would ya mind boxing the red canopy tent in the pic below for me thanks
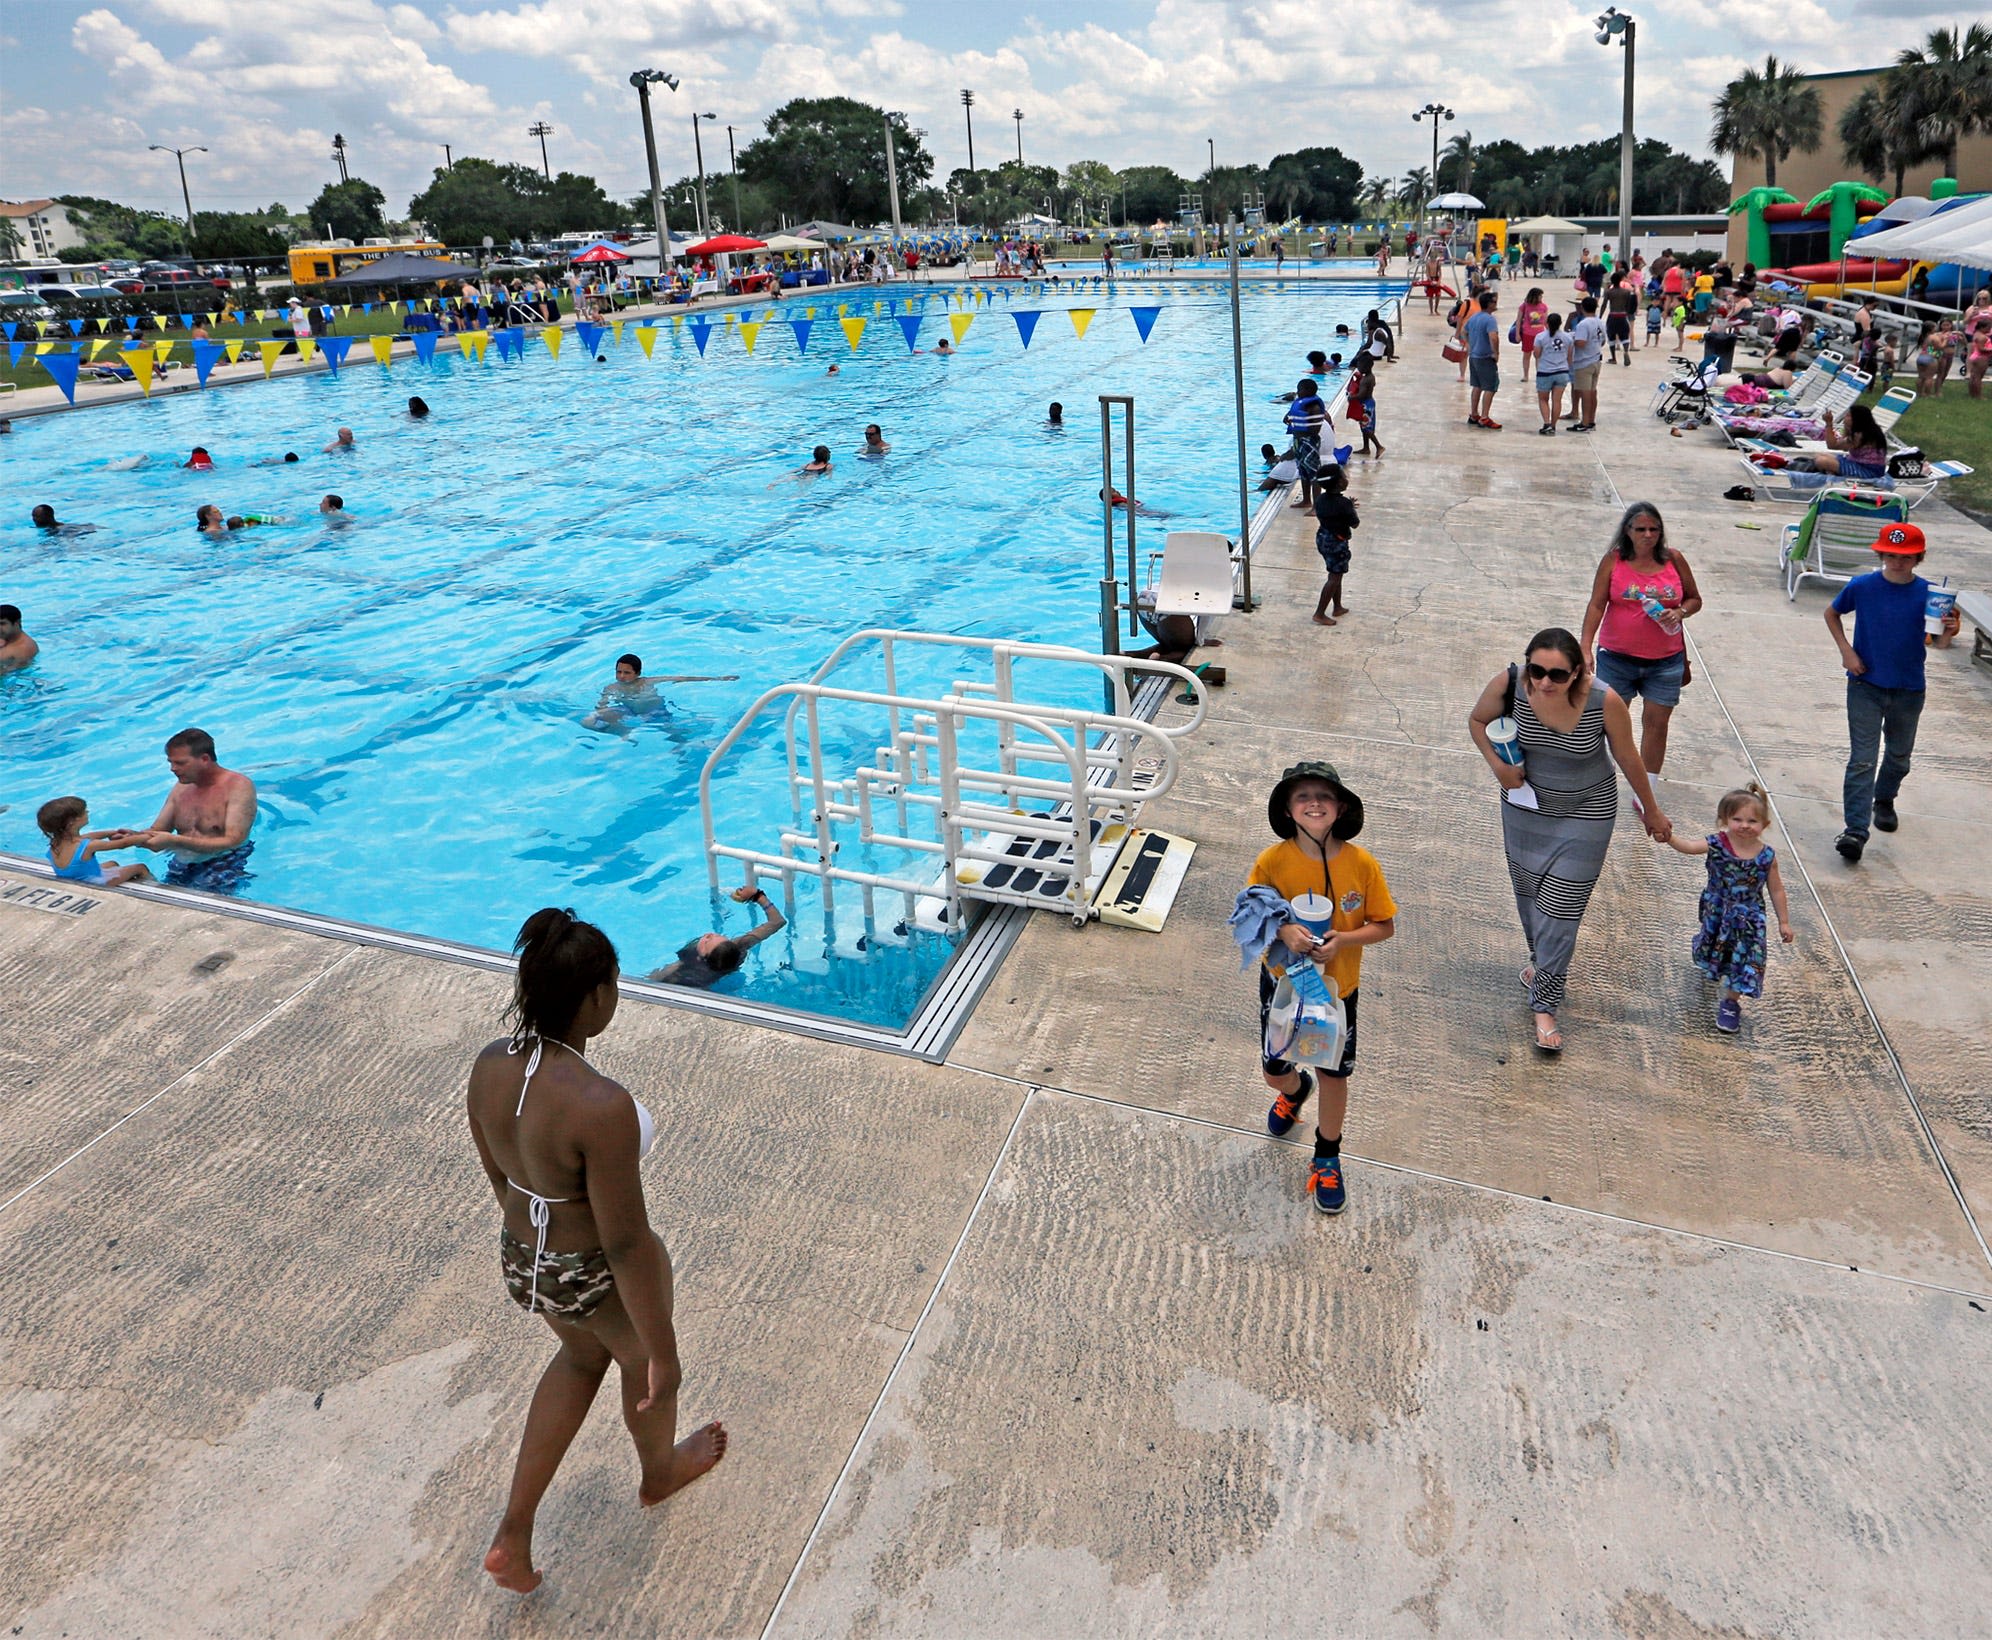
[683,234,766,256]
[570,243,632,264]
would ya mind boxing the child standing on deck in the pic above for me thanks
[1245,763,1397,1216]
[1670,298,1689,353]
[1645,291,1663,350]
[1659,784,1792,1034]
[1311,464,1359,626]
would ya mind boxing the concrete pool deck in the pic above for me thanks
[5,300,1990,1638]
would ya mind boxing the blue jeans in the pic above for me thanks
[1843,678,1925,838]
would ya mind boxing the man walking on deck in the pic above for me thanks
[1465,291,1503,430]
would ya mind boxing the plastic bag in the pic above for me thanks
[1263,960,1348,1069]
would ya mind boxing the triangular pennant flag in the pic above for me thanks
[124,316,140,331]
[670,313,684,329]
[296,338,317,364]
[152,340,174,362]
[192,338,226,387]
[636,325,658,359]
[224,339,244,363]
[461,329,490,361]
[789,319,812,354]
[688,320,713,355]
[153,314,172,330]
[95,317,112,332]
[838,316,865,350]
[737,309,753,324]
[1129,306,1162,342]
[339,304,352,317]
[369,335,394,367]
[1013,310,1041,348]
[803,305,817,319]
[896,314,922,351]
[89,338,116,360]
[179,313,197,329]
[611,320,624,345]
[541,326,563,360]
[258,340,284,378]
[40,350,81,403]
[493,328,521,361]
[412,331,439,364]
[7,343,24,369]
[739,320,763,354]
[1,322,14,340]
[319,335,353,373]
[35,341,56,356]
[206,311,220,326]
[575,322,606,357]
[950,313,973,344]
[362,302,374,314]
[67,319,84,336]
[127,348,157,394]
[1069,308,1095,338]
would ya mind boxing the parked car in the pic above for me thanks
[33,284,125,304]
[140,269,230,292]
[108,276,147,294]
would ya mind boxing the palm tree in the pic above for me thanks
[1440,131,1476,194]
[1838,83,1929,196]
[1891,23,1992,180]
[1398,166,1433,208]
[1710,54,1824,188]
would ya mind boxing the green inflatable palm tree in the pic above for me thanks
[1726,187,1797,268]
[1806,181,1890,257]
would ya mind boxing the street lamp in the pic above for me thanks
[961,89,977,172]
[331,132,349,182]
[1411,102,1454,246]
[1013,108,1024,165]
[149,143,206,260]
[725,123,743,233]
[692,112,716,235]
[1596,7,1636,271]
[630,69,680,277]
[529,120,553,180]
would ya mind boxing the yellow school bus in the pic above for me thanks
[288,239,445,285]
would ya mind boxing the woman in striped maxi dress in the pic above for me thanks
[1469,628,1672,1052]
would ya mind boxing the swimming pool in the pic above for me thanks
[2,278,1404,1028]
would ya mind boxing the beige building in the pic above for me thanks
[0,198,84,261]
[1725,65,1992,264]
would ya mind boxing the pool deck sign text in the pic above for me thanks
[0,876,100,918]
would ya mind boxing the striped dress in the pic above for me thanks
[1502,681,1617,1015]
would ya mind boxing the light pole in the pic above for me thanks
[529,120,553,180]
[692,112,716,235]
[884,111,905,246]
[331,132,349,183]
[630,69,680,279]
[1411,102,1454,247]
[441,144,453,170]
[1596,8,1636,271]
[961,89,976,172]
[1013,108,1024,165]
[725,123,743,232]
[149,142,206,260]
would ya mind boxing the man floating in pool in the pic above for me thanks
[31,505,95,537]
[649,885,786,990]
[0,604,39,673]
[100,726,258,894]
[323,427,357,454]
[860,425,890,457]
[582,653,739,734]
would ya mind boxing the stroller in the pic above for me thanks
[1650,359,1722,426]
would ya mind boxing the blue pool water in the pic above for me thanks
[2,278,1403,1027]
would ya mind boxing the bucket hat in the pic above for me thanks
[1267,761,1364,841]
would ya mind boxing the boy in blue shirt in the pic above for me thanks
[1825,522,1960,861]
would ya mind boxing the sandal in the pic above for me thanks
[1520,965,1535,990]
[1532,1015,1563,1053]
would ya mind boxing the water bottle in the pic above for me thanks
[1641,594,1669,625]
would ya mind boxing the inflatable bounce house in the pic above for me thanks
[1733,177,1984,299]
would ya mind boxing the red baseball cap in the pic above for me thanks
[1871,522,1926,555]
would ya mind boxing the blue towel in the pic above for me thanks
[1229,885,1292,971]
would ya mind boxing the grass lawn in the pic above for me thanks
[1864,384,1992,527]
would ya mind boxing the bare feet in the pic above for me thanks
[1288,499,1311,509]
[639,1421,729,1507]
[484,1534,542,1595]
[1332,604,1350,616]
[1312,613,1338,626]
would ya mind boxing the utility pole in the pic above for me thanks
[630,69,680,278]
[529,121,553,180]
[149,142,206,260]
[692,113,716,235]
[442,144,453,170]
[884,112,904,247]
[960,89,976,173]
[331,132,350,183]
[1013,108,1024,165]
[725,123,743,232]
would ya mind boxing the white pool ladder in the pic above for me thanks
[698,631,1208,931]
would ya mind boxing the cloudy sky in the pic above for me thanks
[0,0,1956,219]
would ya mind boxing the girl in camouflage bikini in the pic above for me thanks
[467,908,726,1593]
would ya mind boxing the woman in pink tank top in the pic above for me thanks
[1580,503,1703,773]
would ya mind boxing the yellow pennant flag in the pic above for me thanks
[258,341,284,377]
[541,326,563,359]
[950,313,974,344]
[369,335,394,367]
[836,302,848,317]
[724,312,737,326]
[339,305,352,317]
[670,313,685,329]
[839,316,866,351]
[462,329,490,361]
[633,326,657,358]
[127,349,157,394]
[803,305,817,319]
[206,312,220,326]
[153,314,172,330]
[89,338,115,359]
[224,339,244,363]
[297,338,317,364]
[153,340,175,362]
[739,320,762,354]
[1069,308,1096,338]
[95,317,112,332]
[34,341,55,355]
[611,320,624,345]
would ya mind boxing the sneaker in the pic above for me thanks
[1267,1070,1314,1138]
[1569,422,1592,433]
[1873,799,1898,832]
[1540,424,1556,435]
[1467,415,1485,427]
[1308,1154,1347,1215]
[1715,997,1742,1034]
[1835,830,1865,862]
[1482,417,1503,430]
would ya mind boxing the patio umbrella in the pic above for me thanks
[320,251,467,287]
[684,234,767,256]
[570,243,631,264]
[1427,192,1486,212]
[1507,215,1586,236]
[759,233,825,253]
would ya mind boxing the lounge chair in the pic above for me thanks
[1780,487,1908,600]
[1742,445,1973,511]
[1733,387,1915,460]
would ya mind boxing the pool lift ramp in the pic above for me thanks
[698,631,1204,950]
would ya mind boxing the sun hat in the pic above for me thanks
[1871,521,1926,556]
[1267,761,1365,841]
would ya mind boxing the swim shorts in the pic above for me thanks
[164,843,254,895]
[1315,530,1352,575]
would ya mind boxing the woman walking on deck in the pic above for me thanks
[1468,631,1671,1053]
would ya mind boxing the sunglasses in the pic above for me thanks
[1526,662,1575,684]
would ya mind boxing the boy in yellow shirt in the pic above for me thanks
[1248,761,1397,1214]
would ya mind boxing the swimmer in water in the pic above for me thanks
[184,446,214,471]
[582,653,740,733]
[31,504,97,537]
[860,424,890,457]
[1047,401,1064,428]
[1099,487,1173,520]
[826,363,840,376]
[408,396,430,418]
[801,445,832,474]
[197,505,230,537]
[251,451,302,467]
[935,338,952,355]
[319,494,351,526]
[322,427,356,453]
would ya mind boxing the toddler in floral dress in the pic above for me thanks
[1662,783,1793,1033]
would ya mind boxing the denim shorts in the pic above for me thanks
[1595,647,1685,707]
[1535,370,1572,392]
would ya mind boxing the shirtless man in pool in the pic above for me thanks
[103,727,259,892]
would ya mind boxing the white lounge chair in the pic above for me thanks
[1734,387,1915,458]
[1779,487,1908,600]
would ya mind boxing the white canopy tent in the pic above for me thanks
[1852,196,1992,272]
[1508,213,1589,265]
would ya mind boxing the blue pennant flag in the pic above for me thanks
[411,332,440,364]
[737,309,753,324]
[575,322,606,357]
[1129,306,1162,343]
[40,350,81,404]
[1013,310,1041,349]
[789,319,812,354]
[1,323,14,340]
[68,318,85,336]
[896,314,922,351]
[319,305,334,320]
[8,342,26,369]
[124,316,140,331]
[192,338,227,387]
[362,302,374,313]
[494,328,522,360]
[319,335,353,373]
[688,321,713,355]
